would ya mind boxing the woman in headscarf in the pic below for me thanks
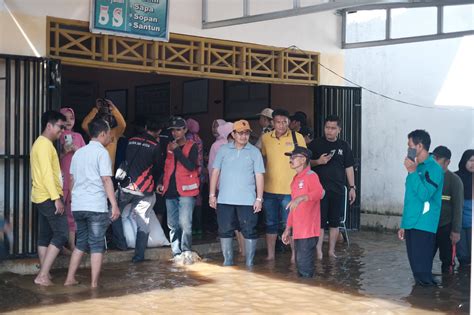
[455,149,473,267]
[208,122,233,180]
[212,119,226,139]
[59,107,86,251]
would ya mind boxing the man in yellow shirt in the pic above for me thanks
[261,109,306,262]
[31,110,69,286]
[81,99,126,172]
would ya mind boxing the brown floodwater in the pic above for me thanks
[0,231,470,314]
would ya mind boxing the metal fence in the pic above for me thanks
[0,54,59,257]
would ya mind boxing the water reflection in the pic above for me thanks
[0,231,469,314]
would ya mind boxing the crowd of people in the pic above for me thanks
[28,99,472,288]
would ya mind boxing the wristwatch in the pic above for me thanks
[256,197,263,202]
[349,186,356,190]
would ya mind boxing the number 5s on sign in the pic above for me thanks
[90,0,170,42]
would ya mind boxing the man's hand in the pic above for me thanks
[398,228,405,240]
[253,199,262,213]
[349,188,356,205]
[169,141,179,151]
[54,198,64,215]
[404,158,417,173]
[285,195,306,211]
[450,232,460,245]
[317,153,332,166]
[110,204,120,221]
[209,196,217,209]
[282,228,291,245]
[156,184,164,194]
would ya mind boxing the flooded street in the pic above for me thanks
[0,231,469,314]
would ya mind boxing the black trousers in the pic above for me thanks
[295,237,318,278]
[433,223,454,273]
[405,229,436,285]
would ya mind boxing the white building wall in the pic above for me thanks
[0,0,344,84]
[345,9,474,228]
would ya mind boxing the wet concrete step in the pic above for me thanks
[0,237,266,275]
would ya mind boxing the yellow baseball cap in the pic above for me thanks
[233,120,252,132]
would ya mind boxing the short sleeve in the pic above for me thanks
[69,154,76,176]
[343,142,355,168]
[295,132,306,148]
[252,148,265,174]
[212,145,226,170]
[99,149,113,177]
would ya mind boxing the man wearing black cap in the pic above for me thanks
[289,111,307,133]
[432,145,463,273]
[299,126,314,145]
[282,146,324,277]
[158,117,199,264]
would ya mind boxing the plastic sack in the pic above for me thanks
[121,204,170,248]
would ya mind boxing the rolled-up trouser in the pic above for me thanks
[295,237,318,278]
[35,199,69,250]
[216,204,258,239]
[263,193,291,234]
[405,229,436,284]
[119,192,156,234]
[166,196,195,256]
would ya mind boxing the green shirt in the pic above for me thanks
[439,170,463,233]
[401,155,444,233]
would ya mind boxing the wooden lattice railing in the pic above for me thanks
[47,16,320,85]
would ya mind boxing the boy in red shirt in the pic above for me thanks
[282,146,325,277]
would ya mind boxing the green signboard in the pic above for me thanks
[90,0,169,41]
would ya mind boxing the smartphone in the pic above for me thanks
[407,148,417,161]
[64,134,73,146]
[328,150,336,158]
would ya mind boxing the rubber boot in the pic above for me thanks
[244,238,257,267]
[220,238,234,266]
[132,231,149,263]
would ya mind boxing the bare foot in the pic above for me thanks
[265,256,275,261]
[34,275,54,286]
[328,251,337,258]
[316,251,323,260]
[64,279,80,286]
[48,273,53,280]
[290,255,295,264]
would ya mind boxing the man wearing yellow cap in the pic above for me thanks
[209,120,265,267]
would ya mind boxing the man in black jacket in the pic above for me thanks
[113,119,162,262]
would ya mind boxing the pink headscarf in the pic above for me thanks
[60,107,75,118]
[186,118,200,134]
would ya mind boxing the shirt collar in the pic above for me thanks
[295,166,312,179]
[270,129,290,138]
[230,142,251,150]
[90,140,104,148]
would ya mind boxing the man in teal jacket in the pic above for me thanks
[398,130,444,286]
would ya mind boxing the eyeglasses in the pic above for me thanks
[235,131,250,136]
[55,124,66,130]
[289,155,306,160]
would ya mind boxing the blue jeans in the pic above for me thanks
[295,237,318,278]
[263,193,291,234]
[73,211,110,254]
[457,228,471,266]
[166,196,195,256]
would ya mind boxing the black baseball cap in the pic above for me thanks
[285,146,312,159]
[290,111,307,125]
[168,117,187,129]
[432,145,451,160]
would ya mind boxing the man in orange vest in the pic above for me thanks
[158,117,200,264]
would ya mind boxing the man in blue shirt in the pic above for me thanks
[398,129,444,286]
[209,120,265,267]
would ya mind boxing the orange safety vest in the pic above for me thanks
[162,140,200,197]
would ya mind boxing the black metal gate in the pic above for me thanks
[314,85,362,230]
[1,54,61,257]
